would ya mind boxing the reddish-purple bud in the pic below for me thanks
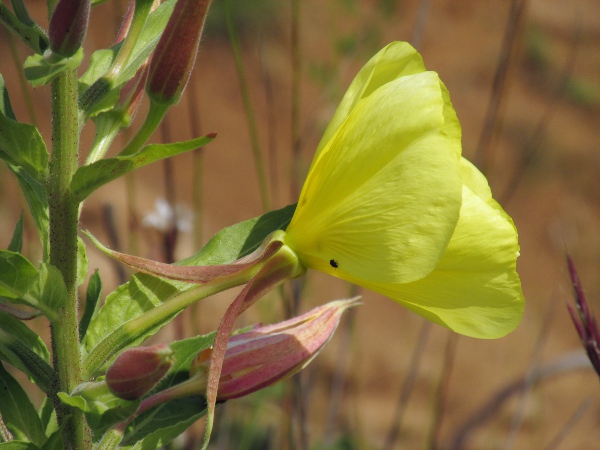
[106,344,174,400]
[146,0,212,105]
[49,0,91,57]
[567,256,600,376]
[190,298,360,401]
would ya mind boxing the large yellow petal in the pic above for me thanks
[349,183,524,339]
[313,41,428,161]
[286,71,462,284]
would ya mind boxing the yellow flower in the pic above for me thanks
[283,42,524,338]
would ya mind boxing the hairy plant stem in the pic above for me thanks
[48,68,91,449]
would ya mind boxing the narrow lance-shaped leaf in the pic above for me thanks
[0,75,49,180]
[0,311,54,394]
[6,165,49,261]
[0,362,47,446]
[71,133,216,202]
[0,251,58,321]
[36,263,67,312]
[79,270,102,341]
[8,213,24,253]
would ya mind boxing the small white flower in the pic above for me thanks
[142,198,193,233]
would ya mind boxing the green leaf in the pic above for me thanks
[179,203,297,266]
[71,134,215,202]
[8,213,24,253]
[82,274,180,355]
[36,264,67,312]
[0,442,40,450]
[58,382,138,437]
[124,397,206,448]
[0,251,57,320]
[40,427,62,450]
[0,362,47,446]
[83,204,295,358]
[5,165,49,260]
[0,311,54,394]
[0,251,40,303]
[0,77,49,182]
[78,48,117,94]
[23,48,84,87]
[0,74,16,119]
[38,397,54,432]
[79,270,102,341]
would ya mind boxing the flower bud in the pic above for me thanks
[146,0,212,105]
[106,344,173,400]
[190,298,360,400]
[48,0,91,57]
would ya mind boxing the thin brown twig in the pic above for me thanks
[101,204,127,285]
[186,66,203,250]
[290,0,302,201]
[383,320,432,449]
[500,16,581,205]
[503,292,559,450]
[448,351,592,450]
[410,0,431,51]
[258,35,279,208]
[473,0,529,174]
[322,285,360,445]
[428,331,459,450]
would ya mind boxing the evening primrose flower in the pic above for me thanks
[280,41,524,339]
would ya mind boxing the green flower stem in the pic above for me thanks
[86,115,121,165]
[47,67,91,449]
[104,0,153,81]
[133,377,202,421]
[95,426,125,450]
[83,268,259,379]
[224,0,270,212]
[118,99,169,157]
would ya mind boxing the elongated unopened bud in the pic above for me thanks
[146,0,212,105]
[49,0,91,57]
[106,344,173,400]
[190,298,360,401]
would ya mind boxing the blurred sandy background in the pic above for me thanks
[1,0,600,448]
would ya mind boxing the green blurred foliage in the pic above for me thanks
[204,0,280,38]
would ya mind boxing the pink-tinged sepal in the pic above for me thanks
[191,297,360,401]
